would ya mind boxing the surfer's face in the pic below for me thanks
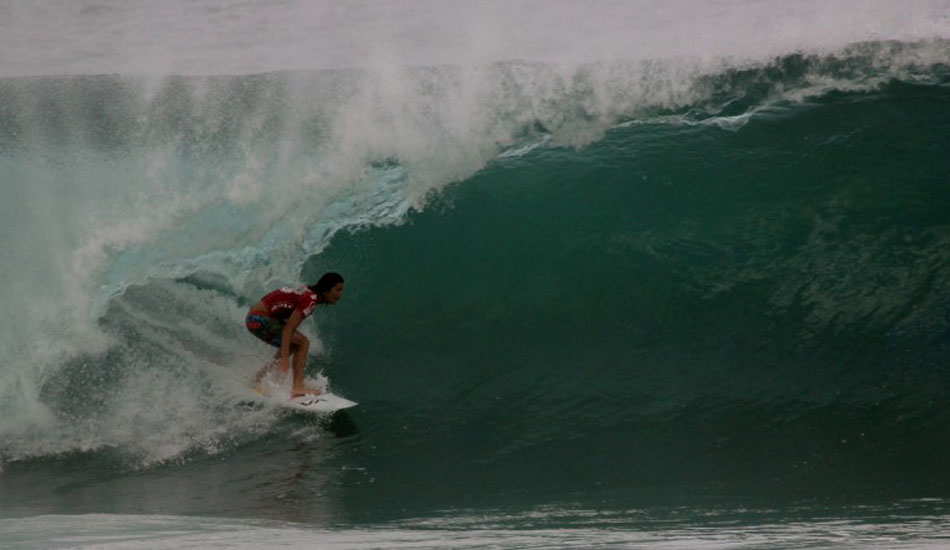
[324,282,344,304]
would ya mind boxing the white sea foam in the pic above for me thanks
[3,508,950,549]
[1,1,949,77]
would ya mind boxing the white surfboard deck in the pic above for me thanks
[250,383,358,413]
[283,392,358,413]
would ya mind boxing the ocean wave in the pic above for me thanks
[2,40,950,473]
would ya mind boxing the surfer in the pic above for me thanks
[245,272,344,397]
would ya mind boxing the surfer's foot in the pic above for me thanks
[291,387,323,398]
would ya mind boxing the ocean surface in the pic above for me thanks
[3,1,950,548]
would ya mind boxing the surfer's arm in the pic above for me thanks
[278,310,305,372]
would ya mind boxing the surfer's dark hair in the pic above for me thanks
[310,272,344,295]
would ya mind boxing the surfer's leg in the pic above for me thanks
[288,332,320,396]
[246,315,288,385]
[252,352,280,384]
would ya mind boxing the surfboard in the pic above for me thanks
[283,392,358,413]
[250,382,358,413]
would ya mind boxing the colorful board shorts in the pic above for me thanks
[245,314,285,347]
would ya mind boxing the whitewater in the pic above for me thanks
[3,1,950,548]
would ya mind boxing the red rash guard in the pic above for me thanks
[259,286,321,321]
